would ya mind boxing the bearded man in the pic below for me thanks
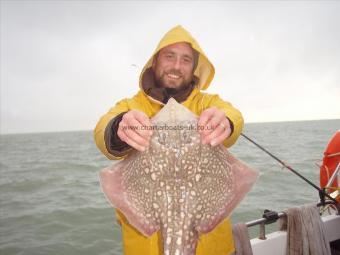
[94,25,244,255]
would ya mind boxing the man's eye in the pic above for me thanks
[166,54,174,59]
[183,58,191,63]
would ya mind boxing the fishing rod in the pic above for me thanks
[240,133,339,206]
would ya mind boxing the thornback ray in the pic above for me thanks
[100,98,258,255]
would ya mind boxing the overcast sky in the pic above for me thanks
[1,1,339,134]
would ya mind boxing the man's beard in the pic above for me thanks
[154,71,193,92]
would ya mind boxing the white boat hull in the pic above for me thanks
[250,214,340,255]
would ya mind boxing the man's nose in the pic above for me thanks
[173,58,181,70]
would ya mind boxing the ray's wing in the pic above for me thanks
[100,149,161,236]
[194,145,258,234]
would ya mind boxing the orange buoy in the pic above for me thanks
[320,131,340,201]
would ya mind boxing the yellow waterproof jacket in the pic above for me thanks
[94,25,244,255]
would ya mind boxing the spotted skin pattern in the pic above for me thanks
[100,98,258,255]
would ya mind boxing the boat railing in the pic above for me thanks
[246,199,340,240]
[245,210,286,240]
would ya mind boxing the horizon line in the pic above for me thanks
[1,118,339,136]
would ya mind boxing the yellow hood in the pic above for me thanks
[139,25,215,91]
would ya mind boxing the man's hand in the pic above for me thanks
[198,107,232,146]
[117,110,153,151]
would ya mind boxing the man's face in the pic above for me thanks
[153,42,195,90]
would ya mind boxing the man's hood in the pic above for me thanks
[139,25,215,92]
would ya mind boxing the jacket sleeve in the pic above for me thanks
[204,94,244,148]
[104,112,132,157]
[94,98,134,160]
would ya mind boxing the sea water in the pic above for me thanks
[0,119,339,255]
